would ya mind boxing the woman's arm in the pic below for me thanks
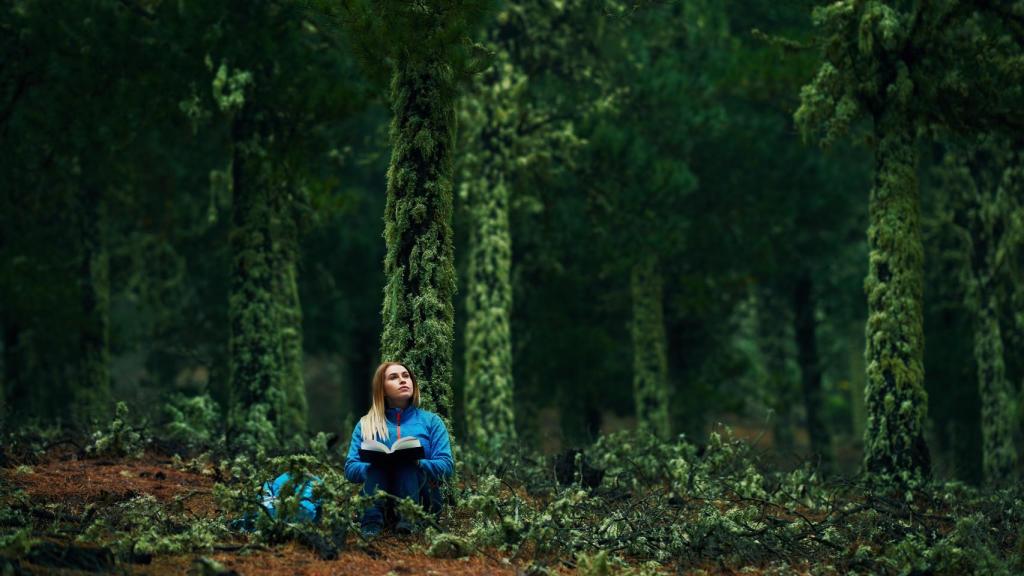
[344,421,370,483]
[418,414,454,480]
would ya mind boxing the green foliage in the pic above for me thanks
[163,393,223,448]
[0,528,34,559]
[435,429,1024,573]
[78,494,227,557]
[86,402,144,459]
[211,452,366,549]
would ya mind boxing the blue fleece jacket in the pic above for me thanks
[344,405,454,483]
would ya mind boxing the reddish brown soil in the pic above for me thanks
[2,451,217,517]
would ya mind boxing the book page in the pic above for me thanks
[392,436,422,451]
[360,437,389,452]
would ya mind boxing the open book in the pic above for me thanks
[359,436,425,467]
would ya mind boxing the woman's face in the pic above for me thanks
[383,364,414,407]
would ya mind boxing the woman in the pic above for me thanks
[344,361,454,536]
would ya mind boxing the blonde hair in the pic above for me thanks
[360,361,421,442]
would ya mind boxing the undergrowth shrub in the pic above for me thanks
[163,393,222,448]
[85,402,145,458]
[4,419,1022,574]
[78,494,227,558]
[439,426,1024,574]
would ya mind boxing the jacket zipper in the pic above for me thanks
[396,410,402,439]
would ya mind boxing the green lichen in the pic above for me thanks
[862,107,930,486]
[463,173,516,455]
[630,256,670,439]
[461,45,526,457]
[212,62,253,113]
[272,181,307,443]
[227,106,285,451]
[380,56,458,425]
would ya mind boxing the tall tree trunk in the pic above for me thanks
[273,184,307,442]
[380,56,457,425]
[793,271,834,473]
[464,173,516,455]
[862,108,931,485]
[631,255,670,438]
[757,286,797,451]
[228,107,284,450]
[958,152,1018,486]
[973,295,1015,484]
[74,185,110,427]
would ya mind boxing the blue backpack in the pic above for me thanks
[259,472,322,523]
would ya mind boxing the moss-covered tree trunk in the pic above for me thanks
[73,185,111,426]
[959,161,1018,486]
[862,108,930,485]
[972,294,1015,484]
[793,271,834,472]
[380,56,458,423]
[631,255,670,438]
[464,173,516,454]
[757,286,797,451]
[228,107,284,449]
[272,185,307,442]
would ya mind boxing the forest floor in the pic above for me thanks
[6,439,1014,575]
[0,449,677,576]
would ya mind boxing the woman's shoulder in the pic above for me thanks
[415,407,447,427]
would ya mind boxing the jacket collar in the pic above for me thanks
[385,403,417,421]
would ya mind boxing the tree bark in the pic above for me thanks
[793,271,834,473]
[273,184,307,442]
[862,107,931,485]
[631,255,670,438]
[464,173,516,455]
[228,106,284,449]
[380,56,458,425]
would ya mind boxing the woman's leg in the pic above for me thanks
[360,465,390,529]
[391,462,430,531]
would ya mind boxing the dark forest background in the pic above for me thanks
[2,0,1022,489]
